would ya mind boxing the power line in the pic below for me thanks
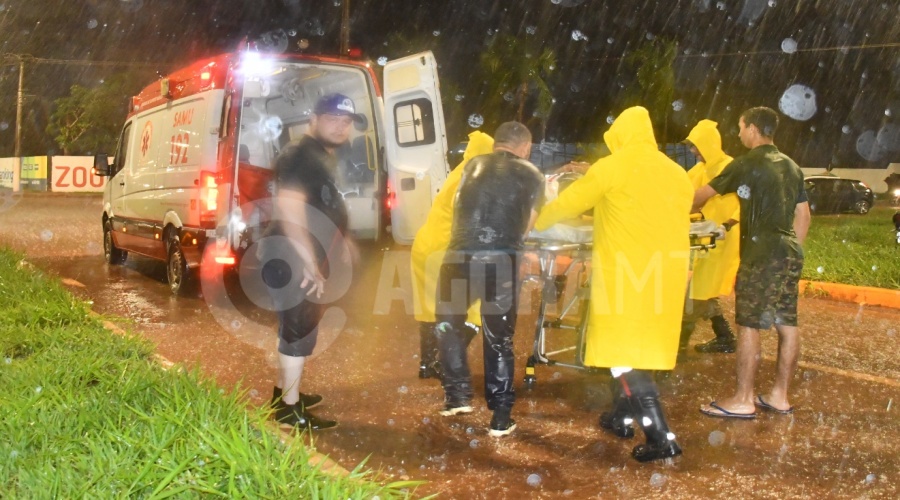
[1,54,167,68]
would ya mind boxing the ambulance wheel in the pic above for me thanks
[166,234,193,295]
[103,220,127,265]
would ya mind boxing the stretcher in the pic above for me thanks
[521,219,723,388]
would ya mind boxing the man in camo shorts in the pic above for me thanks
[692,107,811,419]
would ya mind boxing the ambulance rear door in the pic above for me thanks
[383,51,449,244]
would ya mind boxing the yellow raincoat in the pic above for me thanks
[685,120,740,299]
[534,107,693,370]
[411,131,494,324]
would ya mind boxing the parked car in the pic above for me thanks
[804,175,874,214]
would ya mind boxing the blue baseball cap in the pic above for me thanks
[313,93,364,123]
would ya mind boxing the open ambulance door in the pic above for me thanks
[383,51,449,244]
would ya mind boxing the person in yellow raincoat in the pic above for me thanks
[680,120,741,356]
[533,106,692,463]
[410,131,494,379]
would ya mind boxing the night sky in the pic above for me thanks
[1,0,898,168]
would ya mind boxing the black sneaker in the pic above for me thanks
[438,402,473,416]
[274,403,337,430]
[489,410,516,437]
[270,387,323,409]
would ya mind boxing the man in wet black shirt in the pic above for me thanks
[258,93,356,431]
[434,121,545,437]
[693,106,811,419]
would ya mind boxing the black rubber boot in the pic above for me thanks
[599,377,635,438]
[630,394,683,463]
[695,315,736,353]
[419,321,442,379]
[677,322,695,362]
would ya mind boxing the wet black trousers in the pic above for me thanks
[261,258,323,357]
[435,251,519,412]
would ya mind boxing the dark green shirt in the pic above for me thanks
[708,145,806,263]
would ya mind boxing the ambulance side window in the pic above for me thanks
[394,98,435,146]
[113,123,132,176]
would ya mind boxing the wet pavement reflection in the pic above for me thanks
[1,194,897,498]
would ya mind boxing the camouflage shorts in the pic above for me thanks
[734,255,803,329]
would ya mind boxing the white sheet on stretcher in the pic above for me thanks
[528,220,593,243]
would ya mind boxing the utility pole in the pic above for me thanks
[14,55,28,158]
[340,0,350,56]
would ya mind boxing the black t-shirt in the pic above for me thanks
[449,151,546,251]
[708,144,806,263]
[262,135,349,264]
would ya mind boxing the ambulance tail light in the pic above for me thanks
[200,171,218,224]
[386,181,396,210]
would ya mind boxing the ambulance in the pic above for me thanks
[94,50,449,294]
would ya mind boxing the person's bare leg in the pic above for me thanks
[278,353,305,405]
[701,326,759,414]
[764,324,799,410]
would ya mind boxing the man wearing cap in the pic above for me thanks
[259,93,362,430]
[679,120,740,359]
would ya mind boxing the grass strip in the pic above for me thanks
[0,247,420,498]
[801,205,900,290]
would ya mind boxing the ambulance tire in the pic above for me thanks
[104,220,127,265]
[166,232,195,296]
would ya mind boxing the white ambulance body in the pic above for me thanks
[95,50,448,293]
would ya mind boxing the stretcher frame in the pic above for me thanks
[522,230,720,388]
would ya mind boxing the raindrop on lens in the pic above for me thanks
[716,2,725,10]
[9,450,18,459]
[871,265,877,271]
[672,100,684,111]
[842,125,851,134]
[708,430,726,446]
[768,0,776,6]
[422,417,430,424]
[4,357,11,364]
[35,386,42,393]
[503,92,515,102]
[552,371,562,379]
[817,266,824,273]
[778,84,817,121]
[249,389,259,398]
[865,473,876,484]
[469,439,479,448]
[886,109,893,117]
[40,230,53,242]
[231,320,241,330]
[606,115,614,125]
[0,122,8,131]
[650,473,667,487]
[397,385,408,394]
[526,473,542,487]
[571,30,586,41]
[526,26,537,35]
[781,38,798,54]
[468,114,484,128]
[466,426,474,434]
[607,37,614,44]
[288,29,297,36]
[87,19,98,29]
[432,30,440,36]
[455,94,465,101]
[387,419,395,426]
[377,56,388,66]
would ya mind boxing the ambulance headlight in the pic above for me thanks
[241,51,274,77]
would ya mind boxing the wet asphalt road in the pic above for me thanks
[1,193,898,499]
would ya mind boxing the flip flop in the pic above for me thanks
[699,401,756,419]
[755,395,795,415]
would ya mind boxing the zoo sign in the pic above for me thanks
[51,156,107,193]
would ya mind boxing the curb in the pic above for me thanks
[800,280,900,310]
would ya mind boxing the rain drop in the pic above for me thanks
[4,357,10,364]
[571,30,587,42]
[469,439,479,448]
[650,473,667,487]
[768,0,776,6]
[716,2,726,11]
[672,100,684,111]
[526,26,537,35]
[871,265,878,271]
[886,109,893,117]
[607,37,614,44]
[551,0,561,4]
[552,371,562,379]
[708,430,726,446]
[87,19,98,29]
[432,30,441,36]
[865,473,876,484]
[288,29,297,37]
[842,125,851,134]
[377,56,388,66]
[40,229,53,242]
[818,61,825,68]
[526,473,542,487]
[778,84,817,121]
[468,114,484,128]
[387,419,395,426]
[816,266,824,273]
[569,83,581,93]
[0,122,8,131]
[606,115,615,125]
[503,92,515,102]
[397,385,408,394]
[230,320,241,330]
[35,386,42,393]
[455,94,465,101]
[9,450,18,459]
[810,126,816,132]
[422,416,430,424]
[781,38,798,54]
[466,426,475,434]
[249,389,259,398]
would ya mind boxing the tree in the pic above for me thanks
[618,39,677,142]
[46,74,142,155]
[478,34,556,138]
